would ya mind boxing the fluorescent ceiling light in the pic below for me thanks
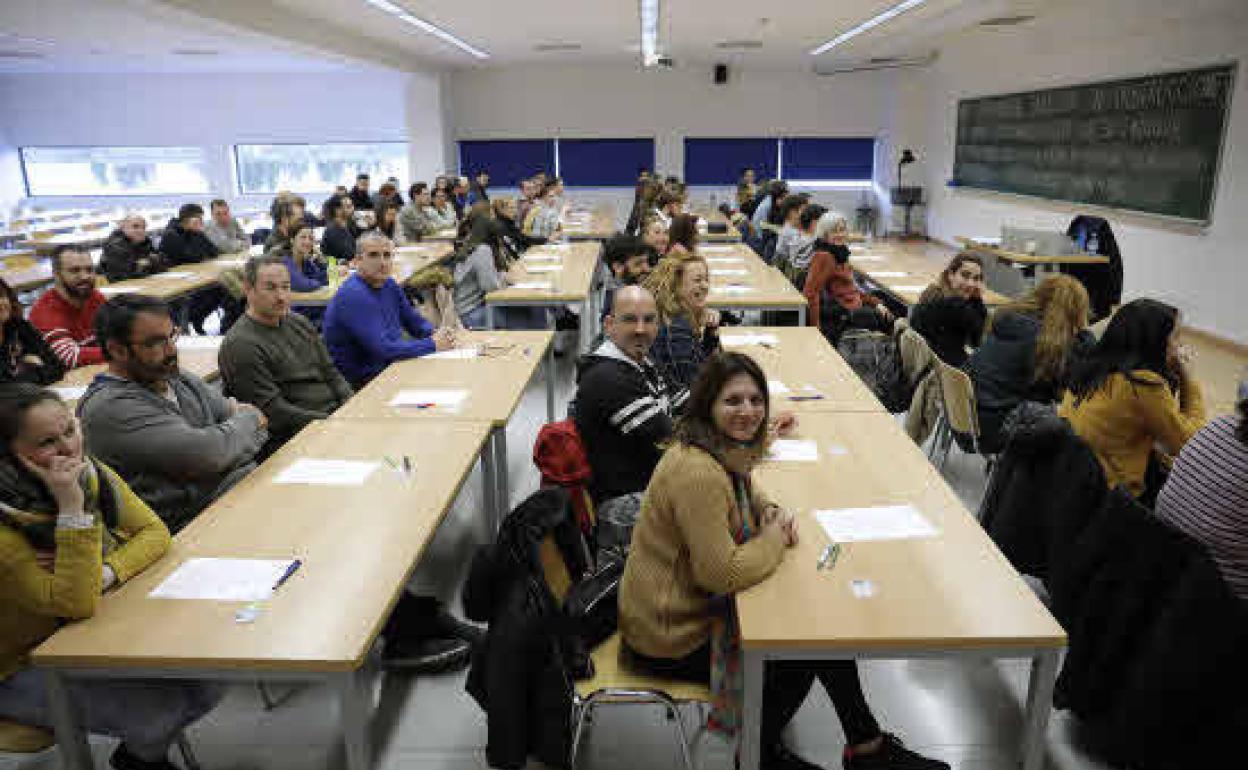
[809,0,927,56]
[364,0,489,60]
[640,0,661,66]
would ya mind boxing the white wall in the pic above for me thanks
[908,0,1248,342]
[0,69,449,211]
[447,63,897,228]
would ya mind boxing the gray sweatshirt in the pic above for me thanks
[452,244,504,319]
[204,217,250,254]
[77,371,267,532]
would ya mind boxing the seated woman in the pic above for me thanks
[620,353,949,770]
[966,274,1092,454]
[424,187,459,232]
[641,216,670,266]
[268,223,331,322]
[909,252,988,367]
[0,279,64,385]
[0,384,220,770]
[1060,299,1206,501]
[523,179,564,240]
[645,252,722,398]
[373,199,405,246]
[452,212,508,330]
[803,214,893,339]
[492,196,545,261]
[1156,391,1248,601]
[664,213,700,259]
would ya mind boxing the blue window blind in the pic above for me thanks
[781,138,875,181]
[458,140,555,187]
[684,138,778,185]
[559,138,654,187]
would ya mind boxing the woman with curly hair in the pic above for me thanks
[644,251,722,397]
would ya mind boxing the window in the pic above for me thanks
[234,143,409,195]
[558,139,654,187]
[683,138,779,185]
[20,146,211,197]
[458,140,555,187]
[781,138,875,183]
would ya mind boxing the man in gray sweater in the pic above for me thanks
[219,255,353,454]
[203,199,250,254]
[77,294,268,532]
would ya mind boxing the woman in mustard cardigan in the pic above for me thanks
[1060,299,1207,503]
[619,353,948,770]
[0,384,220,770]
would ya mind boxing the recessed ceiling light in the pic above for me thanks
[363,0,489,60]
[810,0,927,56]
[979,15,1036,27]
[715,40,763,50]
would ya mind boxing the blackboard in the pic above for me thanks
[952,64,1237,222]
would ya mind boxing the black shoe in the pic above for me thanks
[110,744,180,770]
[382,635,472,673]
[432,607,486,645]
[843,734,950,770]
[762,741,826,770]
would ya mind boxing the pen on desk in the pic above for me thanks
[272,559,302,592]
[817,543,841,571]
[403,455,413,475]
[789,394,825,402]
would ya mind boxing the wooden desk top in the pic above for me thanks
[3,260,54,293]
[331,330,554,426]
[32,419,492,672]
[289,243,453,306]
[700,247,807,311]
[852,245,1011,307]
[487,241,601,304]
[742,411,1066,651]
[561,204,617,240]
[957,237,1109,266]
[690,207,743,243]
[721,327,883,413]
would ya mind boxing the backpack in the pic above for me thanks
[837,327,922,413]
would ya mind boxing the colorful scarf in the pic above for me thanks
[707,472,754,736]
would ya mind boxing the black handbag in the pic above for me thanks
[561,553,624,651]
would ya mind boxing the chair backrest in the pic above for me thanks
[935,359,980,438]
[0,721,54,753]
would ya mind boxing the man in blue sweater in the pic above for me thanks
[322,232,456,388]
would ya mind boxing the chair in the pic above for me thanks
[0,721,200,770]
[538,534,711,770]
[929,358,992,473]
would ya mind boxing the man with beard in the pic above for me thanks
[77,295,268,532]
[29,245,108,369]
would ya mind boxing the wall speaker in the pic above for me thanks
[714,64,729,85]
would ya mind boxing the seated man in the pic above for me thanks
[159,203,227,334]
[573,286,678,548]
[29,245,108,369]
[219,255,353,454]
[349,173,374,212]
[323,232,455,389]
[600,234,655,320]
[203,198,250,254]
[77,295,268,532]
[100,214,166,282]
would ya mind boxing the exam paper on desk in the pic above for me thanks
[273,458,380,486]
[150,557,296,602]
[388,388,469,409]
[815,505,938,543]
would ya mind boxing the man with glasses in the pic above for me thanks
[77,295,268,532]
[29,245,108,369]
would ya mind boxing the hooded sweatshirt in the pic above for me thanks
[572,339,679,502]
[76,371,267,532]
[158,218,220,265]
[100,229,164,282]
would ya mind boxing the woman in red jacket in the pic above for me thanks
[802,214,893,338]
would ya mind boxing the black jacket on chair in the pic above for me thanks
[464,488,589,770]
[1064,215,1123,323]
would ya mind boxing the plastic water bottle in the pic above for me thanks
[327,257,339,288]
[1087,231,1100,255]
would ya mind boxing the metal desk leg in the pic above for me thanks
[45,670,93,770]
[580,299,592,353]
[1020,649,1060,770]
[480,437,499,532]
[545,344,556,423]
[337,669,372,770]
[739,649,765,770]
[797,306,807,326]
[492,426,510,527]
[485,304,496,330]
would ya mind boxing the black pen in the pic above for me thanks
[403,455,413,475]
[272,559,302,592]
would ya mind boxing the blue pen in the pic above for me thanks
[272,560,302,592]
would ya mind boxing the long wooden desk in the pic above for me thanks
[690,206,743,243]
[957,236,1110,273]
[33,419,493,770]
[332,330,556,522]
[851,244,1011,307]
[2,258,54,293]
[561,204,617,241]
[290,243,454,306]
[486,241,602,352]
[721,326,883,413]
[696,244,808,324]
[742,410,1066,770]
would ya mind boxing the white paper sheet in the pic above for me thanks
[176,337,223,351]
[388,389,469,409]
[767,379,790,394]
[248,244,265,257]
[150,558,296,601]
[853,255,884,262]
[705,257,746,265]
[766,439,819,463]
[523,255,563,262]
[424,347,481,360]
[870,271,908,278]
[815,505,938,543]
[98,287,135,296]
[889,285,929,292]
[711,269,748,276]
[155,271,196,279]
[698,245,735,253]
[51,386,87,400]
[509,281,554,290]
[721,333,778,347]
[273,458,380,486]
[525,265,564,273]
[215,259,247,267]
[711,286,755,294]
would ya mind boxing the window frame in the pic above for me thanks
[19,145,213,198]
[232,141,412,196]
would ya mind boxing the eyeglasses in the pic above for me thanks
[131,328,179,353]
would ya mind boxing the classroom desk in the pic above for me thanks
[721,326,883,413]
[331,330,555,524]
[96,262,224,302]
[688,206,743,243]
[1,259,54,293]
[425,227,458,242]
[48,336,223,405]
[560,204,617,241]
[19,230,114,254]
[957,237,1110,274]
[289,243,454,306]
[696,244,808,324]
[742,410,1067,770]
[851,244,1012,307]
[33,419,493,770]
[486,241,602,352]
